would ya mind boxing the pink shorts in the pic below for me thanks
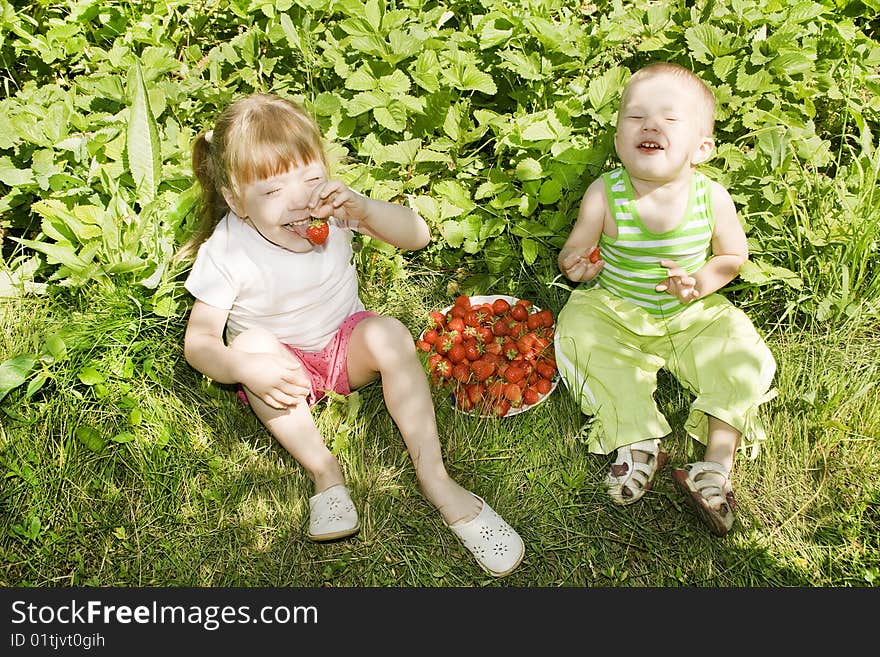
[237,311,376,407]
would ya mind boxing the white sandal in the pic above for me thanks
[308,484,360,542]
[672,461,736,537]
[605,438,668,505]
[447,494,525,578]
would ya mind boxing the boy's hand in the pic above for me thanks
[307,180,368,224]
[656,259,700,303]
[239,353,311,409]
[560,246,603,282]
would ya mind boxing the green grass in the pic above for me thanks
[1,267,878,587]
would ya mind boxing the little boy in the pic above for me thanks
[554,62,776,536]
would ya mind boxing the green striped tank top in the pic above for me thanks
[597,167,715,317]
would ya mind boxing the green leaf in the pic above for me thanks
[515,157,543,181]
[347,90,388,117]
[0,156,35,186]
[77,366,105,386]
[379,69,411,95]
[433,180,475,215]
[126,62,162,207]
[11,237,88,271]
[441,219,466,248]
[0,354,37,403]
[587,67,627,111]
[373,103,407,132]
[521,238,538,265]
[75,425,105,453]
[685,24,736,64]
[345,66,377,91]
[538,178,563,204]
[739,260,803,290]
[41,334,67,364]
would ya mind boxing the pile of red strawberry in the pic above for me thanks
[416,295,558,417]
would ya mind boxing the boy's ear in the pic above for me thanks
[221,186,244,218]
[691,136,715,165]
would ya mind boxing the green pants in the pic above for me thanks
[555,287,776,456]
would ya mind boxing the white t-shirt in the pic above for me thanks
[184,212,365,351]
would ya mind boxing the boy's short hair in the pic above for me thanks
[621,62,716,136]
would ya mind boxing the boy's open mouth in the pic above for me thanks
[638,141,663,150]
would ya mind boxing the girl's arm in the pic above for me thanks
[557,178,606,282]
[309,181,430,250]
[183,300,309,409]
[183,300,244,384]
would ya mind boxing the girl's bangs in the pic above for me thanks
[229,116,324,185]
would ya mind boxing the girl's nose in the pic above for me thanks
[287,191,311,214]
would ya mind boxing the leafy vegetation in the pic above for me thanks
[1,1,878,586]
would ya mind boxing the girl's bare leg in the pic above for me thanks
[346,316,481,526]
[230,329,343,493]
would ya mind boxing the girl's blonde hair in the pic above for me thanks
[178,94,328,260]
[621,62,716,136]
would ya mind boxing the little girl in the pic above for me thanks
[179,93,524,577]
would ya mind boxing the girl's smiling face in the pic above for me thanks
[614,73,714,185]
[224,161,327,253]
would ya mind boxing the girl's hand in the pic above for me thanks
[560,246,603,282]
[656,259,700,303]
[307,180,368,224]
[239,353,311,409]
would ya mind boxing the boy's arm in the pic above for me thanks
[692,182,748,296]
[660,182,748,300]
[558,178,606,282]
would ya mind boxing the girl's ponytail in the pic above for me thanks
[176,131,229,262]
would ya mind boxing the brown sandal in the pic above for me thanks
[671,461,736,537]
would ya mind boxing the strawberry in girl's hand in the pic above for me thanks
[306,219,329,245]
[589,246,601,263]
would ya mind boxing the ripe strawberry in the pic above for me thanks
[523,387,540,406]
[447,343,466,364]
[447,317,466,334]
[589,246,601,263]
[463,340,482,361]
[492,298,511,316]
[536,378,552,394]
[466,383,486,406]
[510,304,529,322]
[504,366,526,384]
[423,328,439,345]
[471,359,496,382]
[526,312,543,331]
[504,383,523,406]
[493,398,512,417]
[488,380,507,400]
[536,361,556,380]
[452,362,471,383]
[456,393,475,412]
[454,295,472,309]
[416,339,432,352]
[429,311,447,329]
[306,218,329,245]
